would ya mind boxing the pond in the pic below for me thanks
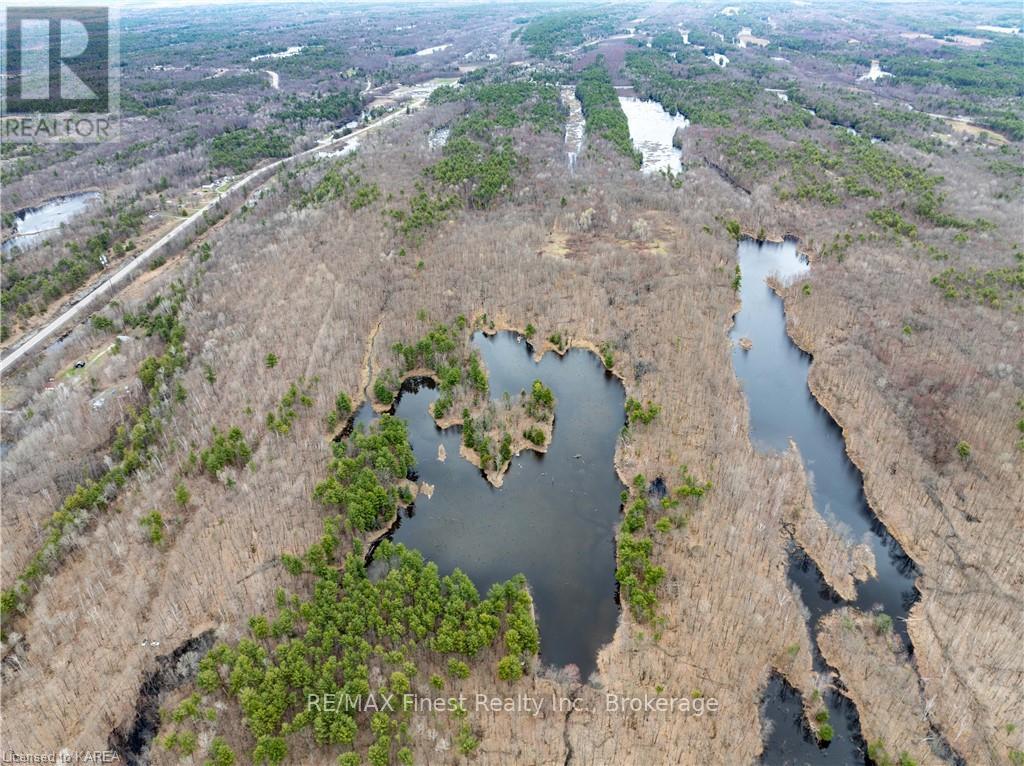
[415,43,452,56]
[250,45,304,62]
[357,331,626,678]
[428,127,451,151]
[858,59,893,82]
[729,239,922,763]
[2,191,100,257]
[619,96,689,175]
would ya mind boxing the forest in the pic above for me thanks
[171,535,537,765]
[576,62,642,164]
[1,1,1022,765]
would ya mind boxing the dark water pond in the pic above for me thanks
[729,239,923,764]
[730,239,919,639]
[759,673,867,766]
[2,192,100,256]
[357,331,626,678]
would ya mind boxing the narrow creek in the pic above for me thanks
[108,630,217,765]
[354,331,625,678]
[729,239,926,763]
[2,191,101,257]
[561,85,585,171]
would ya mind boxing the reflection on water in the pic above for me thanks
[730,239,921,764]
[428,127,450,150]
[730,239,919,640]
[619,97,689,174]
[359,331,626,677]
[858,60,893,82]
[250,45,304,62]
[561,85,585,171]
[316,140,360,160]
[2,192,101,257]
[760,672,866,765]
[415,43,452,56]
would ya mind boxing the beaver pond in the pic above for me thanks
[730,239,929,763]
[346,240,925,756]
[354,331,626,679]
[2,191,100,256]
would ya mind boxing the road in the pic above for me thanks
[0,90,434,376]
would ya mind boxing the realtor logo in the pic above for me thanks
[2,6,119,142]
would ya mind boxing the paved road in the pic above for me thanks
[0,98,424,376]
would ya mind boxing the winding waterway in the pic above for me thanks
[561,85,585,171]
[357,331,625,678]
[729,239,926,763]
